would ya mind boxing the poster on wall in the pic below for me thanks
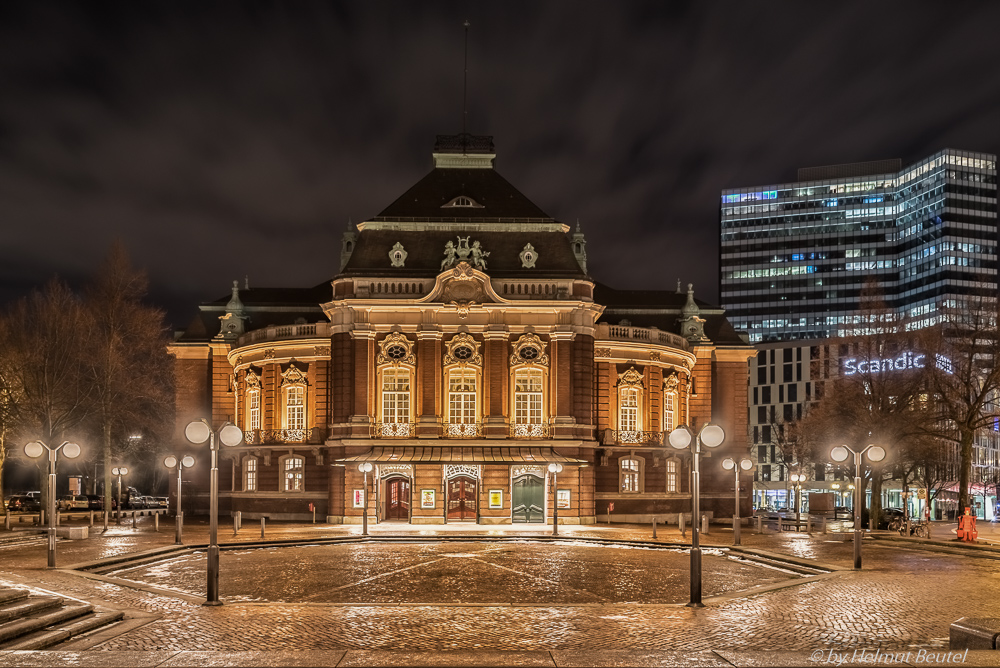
[489,490,503,509]
[421,489,436,508]
[557,489,571,509]
[352,489,364,508]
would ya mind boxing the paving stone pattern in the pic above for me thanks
[0,517,998,653]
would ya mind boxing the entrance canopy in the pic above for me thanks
[335,446,588,466]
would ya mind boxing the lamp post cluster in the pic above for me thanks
[24,440,81,568]
[831,443,886,570]
[163,455,195,544]
[111,466,128,520]
[668,422,725,608]
[185,419,243,606]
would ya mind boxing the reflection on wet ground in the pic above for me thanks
[109,541,799,605]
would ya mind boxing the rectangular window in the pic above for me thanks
[788,385,798,402]
[753,387,758,405]
[619,388,640,432]
[665,460,678,493]
[762,465,771,482]
[663,391,676,431]
[382,368,411,423]
[514,368,544,425]
[784,404,793,421]
[448,369,477,424]
[757,365,767,385]
[762,425,771,442]
[620,459,641,492]
[285,386,305,430]
[757,406,766,423]
[758,445,767,462]
[248,389,260,432]
[244,458,257,492]
[796,363,802,381]
[779,385,784,403]
[783,365,793,382]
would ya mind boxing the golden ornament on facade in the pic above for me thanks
[263,348,275,360]
[595,347,612,357]
[377,331,416,367]
[314,346,331,356]
[509,333,549,366]
[617,366,644,388]
[444,332,482,367]
[649,351,661,361]
[280,363,308,386]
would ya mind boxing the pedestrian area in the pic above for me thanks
[1,518,999,666]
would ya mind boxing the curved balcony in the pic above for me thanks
[244,428,326,445]
[595,323,688,350]
[602,429,664,446]
[237,322,332,347]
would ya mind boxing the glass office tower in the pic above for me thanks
[720,149,997,342]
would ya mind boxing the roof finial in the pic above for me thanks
[245,275,249,290]
[462,20,471,147]
[676,278,682,294]
[576,219,581,233]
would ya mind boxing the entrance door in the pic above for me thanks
[385,478,410,521]
[447,476,477,521]
[512,474,544,523]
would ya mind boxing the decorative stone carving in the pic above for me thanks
[664,373,679,391]
[511,465,545,478]
[314,346,331,356]
[617,366,644,388]
[377,331,416,367]
[263,349,275,360]
[217,281,247,339]
[519,243,538,268]
[281,363,308,386]
[245,368,261,388]
[444,332,482,367]
[311,447,324,466]
[389,242,408,267]
[236,355,244,366]
[678,283,710,343]
[594,347,612,357]
[510,333,549,367]
[444,464,480,480]
[439,263,487,320]
[378,464,413,478]
[441,237,489,271]
[649,351,661,361]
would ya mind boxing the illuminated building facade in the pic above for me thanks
[170,134,755,525]
[720,149,997,343]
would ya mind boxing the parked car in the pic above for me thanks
[152,497,169,509]
[877,507,906,530]
[833,506,853,519]
[86,494,105,510]
[7,495,41,512]
[58,495,89,511]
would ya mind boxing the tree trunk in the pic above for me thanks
[103,419,112,513]
[959,428,974,513]
[870,467,884,530]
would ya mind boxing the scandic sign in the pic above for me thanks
[842,352,952,375]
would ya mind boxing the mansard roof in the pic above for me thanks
[341,229,586,278]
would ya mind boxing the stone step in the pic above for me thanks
[0,596,62,623]
[0,603,93,645]
[1,610,124,650]
[0,589,29,606]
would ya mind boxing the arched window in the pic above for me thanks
[243,456,258,492]
[620,457,643,493]
[665,458,679,494]
[281,455,304,492]
[664,390,677,432]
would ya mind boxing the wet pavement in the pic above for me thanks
[1,515,999,665]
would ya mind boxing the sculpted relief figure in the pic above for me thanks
[471,240,490,270]
[441,241,457,271]
[442,237,489,271]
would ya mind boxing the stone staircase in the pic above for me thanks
[0,586,124,650]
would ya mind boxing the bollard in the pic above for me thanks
[776,515,783,532]
[756,515,763,533]
[260,517,266,540]
[821,516,827,534]
[4,514,9,531]
[701,514,709,535]
[233,512,239,536]
[807,516,812,533]
[926,522,932,540]
[312,507,316,524]
[237,511,242,531]
[40,509,45,526]
[56,510,61,527]
[678,512,686,538]
[652,517,657,539]
[103,511,108,532]
[131,511,136,528]
[734,515,741,546]
[89,510,94,527]
[154,513,159,532]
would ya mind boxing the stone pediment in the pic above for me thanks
[418,262,510,318]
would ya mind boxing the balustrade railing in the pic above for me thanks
[238,322,330,346]
[510,423,550,439]
[244,428,326,445]
[602,429,664,446]
[372,422,415,438]
[595,323,688,349]
[444,423,482,438]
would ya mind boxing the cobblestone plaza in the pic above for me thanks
[2,519,1000,665]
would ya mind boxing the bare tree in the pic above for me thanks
[920,296,1000,514]
[0,279,92,513]
[83,242,175,510]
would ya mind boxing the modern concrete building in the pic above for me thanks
[169,133,755,526]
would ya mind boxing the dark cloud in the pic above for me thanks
[1,2,998,327]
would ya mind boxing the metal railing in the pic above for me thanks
[244,428,326,445]
[603,429,664,446]
[444,423,482,438]
[510,423,550,439]
[372,422,415,438]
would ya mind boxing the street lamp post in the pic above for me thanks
[185,419,243,606]
[163,455,195,545]
[831,443,886,570]
[358,463,373,536]
[548,463,563,536]
[790,473,806,524]
[722,457,753,546]
[111,466,129,522]
[669,423,726,607]
[24,440,81,568]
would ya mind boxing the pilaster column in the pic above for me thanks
[416,330,443,438]
[550,331,576,438]
[483,330,510,438]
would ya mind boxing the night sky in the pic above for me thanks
[2,2,998,330]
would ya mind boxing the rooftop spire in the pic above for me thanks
[462,20,470,141]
